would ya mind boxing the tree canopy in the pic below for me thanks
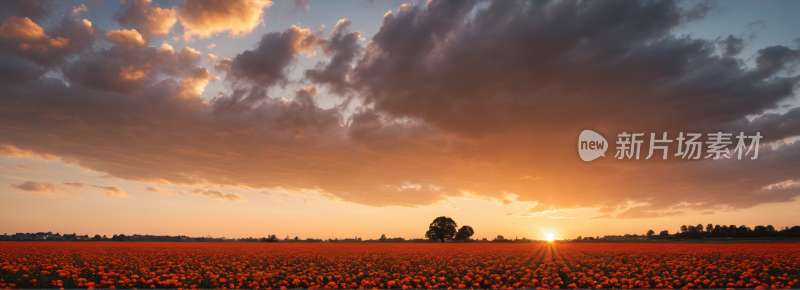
[425,216,458,243]
[454,225,475,241]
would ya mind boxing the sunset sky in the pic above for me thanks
[1,0,800,241]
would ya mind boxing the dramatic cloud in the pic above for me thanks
[64,38,210,96]
[176,0,273,40]
[9,181,61,194]
[191,189,245,201]
[0,0,799,218]
[0,16,94,68]
[93,185,129,198]
[0,16,70,51]
[146,186,172,195]
[106,29,146,48]
[719,34,746,56]
[216,25,322,88]
[0,16,47,41]
[113,0,177,37]
[304,19,361,95]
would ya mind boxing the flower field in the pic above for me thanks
[1,242,799,289]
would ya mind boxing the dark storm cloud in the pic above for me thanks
[304,19,362,95]
[719,34,746,56]
[216,25,323,88]
[350,0,799,138]
[0,0,53,22]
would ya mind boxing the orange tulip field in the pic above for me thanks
[1,242,798,289]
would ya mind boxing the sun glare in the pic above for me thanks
[546,232,555,242]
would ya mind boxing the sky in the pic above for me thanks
[1,0,800,241]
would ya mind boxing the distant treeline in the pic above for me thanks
[667,224,800,239]
[575,225,800,242]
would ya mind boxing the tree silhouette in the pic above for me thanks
[754,225,767,236]
[789,226,800,237]
[379,234,386,241]
[425,216,457,243]
[659,230,669,236]
[646,230,655,237]
[454,225,474,241]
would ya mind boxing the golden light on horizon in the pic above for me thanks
[546,232,555,242]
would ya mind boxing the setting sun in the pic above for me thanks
[546,233,555,242]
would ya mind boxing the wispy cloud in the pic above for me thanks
[93,185,129,198]
[145,186,173,195]
[192,189,245,202]
[9,181,61,194]
[63,182,85,188]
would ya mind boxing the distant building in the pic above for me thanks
[35,232,52,240]
[14,233,35,240]
[76,235,89,241]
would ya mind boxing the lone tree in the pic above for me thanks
[646,230,655,237]
[425,216,458,243]
[379,234,386,241]
[454,225,475,241]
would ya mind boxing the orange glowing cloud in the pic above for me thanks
[114,0,177,37]
[0,16,47,41]
[106,29,146,48]
[0,16,73,51]
[177,0,273,40]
